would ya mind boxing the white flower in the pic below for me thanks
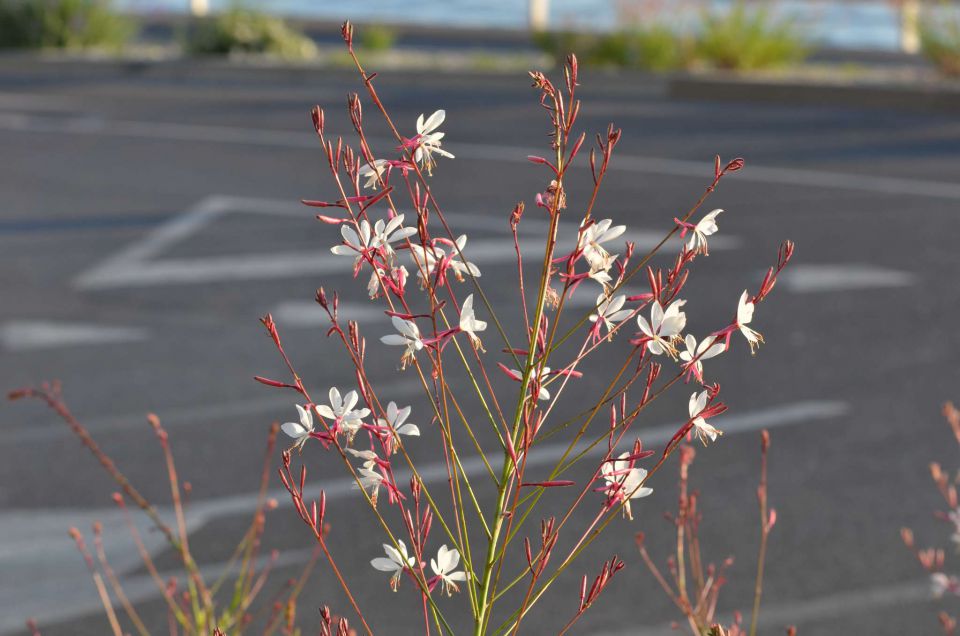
[357,466,385,506]
[459,293,487,349]
[379,401,420,442]
[409,236,480,286]
[636,299,687,357]
[315,387,370,441]
[330,216,415,268]
[736,290,764,354]
[678,334,725,381]
[686,209,722,255]
[589,293,632,339]
[408,242,445,287]
[359,159,389,189]
[347,447,385,503]
[330,220,372,267]
[689,390,721,444]
[381,316,424,369]
[601,452,653,520]
[505,365,552,401]
[931,572,958,598]
[346,446,378,466]
[447,235,481,281]
[579,219,625,289]
[430,545,467,596]
[368,265,409,300]
[371,540,417,591]
[280,404,314,450]
[414,110,454,174]
[372,215,417,264]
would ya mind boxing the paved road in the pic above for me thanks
[1,62,958,635]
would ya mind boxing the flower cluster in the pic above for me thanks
[256,39,792,634]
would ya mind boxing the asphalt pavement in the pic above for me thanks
[2,62,959,635]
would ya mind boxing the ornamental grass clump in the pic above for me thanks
[253,21,794,634]
[694,1,808,71]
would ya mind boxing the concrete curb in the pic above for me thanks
[2,53,959,113]
[668,73,960,112]
[0,52,548,83]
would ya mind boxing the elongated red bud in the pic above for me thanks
[254,376,296,389]
[311,106,324,137]
[521,480,575,488]
[724,158,745,173]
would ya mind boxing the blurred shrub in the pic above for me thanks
[695,1,808,71]
[187,8,318,60]
[920,11,960,77]
[533,29,595,65]
[630,25,694,71]
[0,0,132,50]
[360,23,396,52]
[534,26,693,72]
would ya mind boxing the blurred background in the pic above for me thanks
[2,0,960,634]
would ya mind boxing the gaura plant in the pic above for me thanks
[257,21,795,636]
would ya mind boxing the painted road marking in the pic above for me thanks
[0,399,846,632]
[73,194,737,290]
[779,263,915,293]
[1,377,427,445]
[0,321,148,352]
[273,299,386,328]
[4,112,960,200]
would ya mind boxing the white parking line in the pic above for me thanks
[73,194,737,290]
[0,321,148,352]
[273,299,386,327]
[3,113,960,200]
[1,377,426,445]
[779,264,915,293]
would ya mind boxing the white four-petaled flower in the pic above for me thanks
[331,216,415,268]
[736,290,763,354]
[371,540,417,591]
[636,299,687,357]
[578,219,625,289]
[379,401,420,441]
[358,159,389,190]
[589,293,632,340]
[381,316,424,369]
[373,215,417,264]
[447,235,481,281]
[330,220,373,268]
[430,544,467,596]
[689,390,721,444]
[601,452,653,520]
[414,110,454,174]
[280,404,314,450]
[459,293,487,349]
[316,387,370,441]
[686,209,722,255]
[347,447,385,504]
[678,334,725,381]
